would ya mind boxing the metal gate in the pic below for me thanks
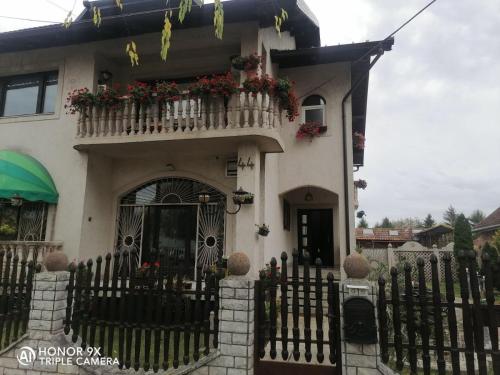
[254,250,341,375]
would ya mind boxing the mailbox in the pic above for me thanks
[343,297,377,344]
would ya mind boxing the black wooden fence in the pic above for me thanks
[255,250,342,375]
[378,250,500,375]
[0,250,37,349]
[64,250,221,372]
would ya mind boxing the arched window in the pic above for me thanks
[301,95,326,125]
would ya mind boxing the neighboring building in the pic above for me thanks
[355,228,414,249]
[414,224,453,248]
[0,0,392,277]
[473,207,500,249]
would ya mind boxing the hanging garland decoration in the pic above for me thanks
[161,12,173,61]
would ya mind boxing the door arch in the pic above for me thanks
[116,177,226,276]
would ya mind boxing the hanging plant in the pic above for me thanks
[274,77,299,121]
[354,179,368,190]
[353,132,366,150]
[242,75,276,97]
[65,88,95,114]
[256,224,270,237]
[156,81,180,103]
[296,121,327,140]
[127,81,154,105]
[189,73,238,99]
[231,53,262,72]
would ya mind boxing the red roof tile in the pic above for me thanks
[355,228,414,242]
[474,207,500,231]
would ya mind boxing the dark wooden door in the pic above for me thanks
[297,209,334,267]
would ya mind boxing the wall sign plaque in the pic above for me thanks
[343,297,377,344]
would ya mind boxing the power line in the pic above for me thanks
[0,15,59,24]
[299,0,439,100]
[43,0,70,14]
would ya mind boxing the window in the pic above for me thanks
[0,71,58,117]
[0,200,48,241]
[301,95,326,125]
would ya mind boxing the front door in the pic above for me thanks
[297,209,334,267]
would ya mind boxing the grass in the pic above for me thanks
[73,325,213,371]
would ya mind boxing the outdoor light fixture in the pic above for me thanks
[198,190,211,204]
[304,190,313,202]
[10,196,23,207]
[98,70,113,84]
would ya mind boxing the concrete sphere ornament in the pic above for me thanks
[227,252,251,276]
[343,252,370,279]
[44,251,69,272]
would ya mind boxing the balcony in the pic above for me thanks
[73,92,285,157]
[0,241,63,262]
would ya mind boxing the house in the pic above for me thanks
[414,223,453,248]
[355,228,414,249]
[0,0,393,277]
[473,207,500,248]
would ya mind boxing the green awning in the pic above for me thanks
[0,151,58,204]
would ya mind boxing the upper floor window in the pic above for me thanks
[0,71,58,117]
[301,95,326,125]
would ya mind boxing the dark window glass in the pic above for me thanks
[302,95,325,106]
[1,71,58,117]
[305,108,323,123]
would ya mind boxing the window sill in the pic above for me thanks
[0,112,59,125]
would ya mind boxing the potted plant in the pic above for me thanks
[242,74,276,97]
[127,81,155,106]
[273,77,299,121]
[353,132,366,150]
[256,224,270,237]
[296,121,327,140]
[65,87,95,114]
[354,179,368,189]
[231,53,262,78]
[94,84,122,110]
[156,81,180,103]
[232,188,254,205]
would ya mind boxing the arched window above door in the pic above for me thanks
[301,95,326,125]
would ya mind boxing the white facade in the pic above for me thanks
[0,10,368,277]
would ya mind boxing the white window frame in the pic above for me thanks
[301,98,326,126]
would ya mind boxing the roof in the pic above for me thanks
[271,38,394,167]
[415,224,453,237]
[0,150,59,204]
[355,228,414,242]
[0,0,320,53]
[473,207,500,232]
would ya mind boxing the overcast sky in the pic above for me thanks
[1,0,499,226]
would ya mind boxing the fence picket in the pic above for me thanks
[292,249,300,361]
[482,253,500,374]
[390,267,404,370]
[377,276,389,364]
[443,252,460,374]
[4,254,19,345]
[315,258,324,363]
[64,263,76,336]
[417,258,431,375]
[269,257,278,359]
[303,252,312,362]
[133,262,143,371]
[457,251,476,374]
[118,251,128,368]
[467,251,487,375]
[430,255,445,375]
[71,262,85,343]
[143,268,155,371]
[403,263,417,374]
[108,252,120,358]
[193,264,203,362]
[0,251,12,347]
[280,252,289,360]
[99,254,111,356]
[183,296,191,365]
[13,258,27,340]
[89,255,102,349]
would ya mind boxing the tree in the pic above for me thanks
[443,205,458,227]
[481,242,498,266]
[58,0,289,65]
[453,213,473,256]
[469,209,486,225]
[357,218,369,229]
[492,229,500,252]
[376,217,393,229]
[392,217,423,229]
[423,214,435,228]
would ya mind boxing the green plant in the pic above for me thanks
[65,88,95,114]
[453,213,473,257]
[155,81,180,102]
[0,223,16,236]
[296,121,327,139]
[273,77,299,121]
[94,85,122,109]
[231,53,262,72]
[127,81,155,105]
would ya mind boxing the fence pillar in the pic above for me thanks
[207,275,254,375]
[387,244,394,271]
[28,271,69,340]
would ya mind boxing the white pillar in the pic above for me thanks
[235,143,261,277]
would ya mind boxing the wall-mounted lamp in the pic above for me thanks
[304,190,313,202]
[98,70,113,85]
[198,187,254,215]
[198,190,211,205]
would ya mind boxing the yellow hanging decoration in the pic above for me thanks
[115,0,123,11]
[178,0,192,23]
[214,0,224,40]
[92,6,102,27]
[161,13,173,61]
[63,11,73,29]
[126,41,140,66]
[274,8,288,37]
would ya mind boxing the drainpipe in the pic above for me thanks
[342,50,385,256]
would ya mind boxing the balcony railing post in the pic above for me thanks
[252,94,259,128]
[243,92,250,128]
[262,93,269,128]
[192,98,199,130]
[185,95,192,131]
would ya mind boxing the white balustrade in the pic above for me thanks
[76,92,282,139]
[0,241,64,263]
